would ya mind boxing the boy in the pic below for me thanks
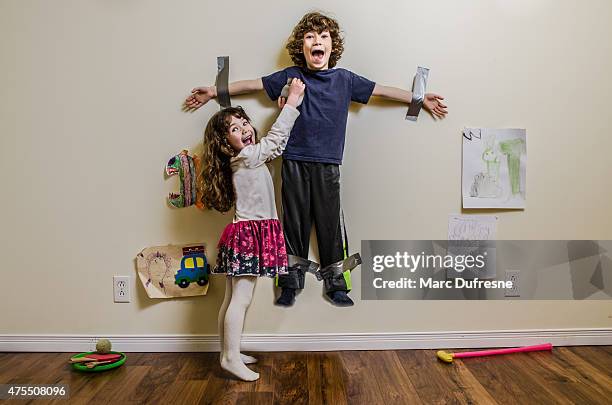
[185,12,447,306]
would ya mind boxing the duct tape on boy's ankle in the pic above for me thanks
[215,56,231,108]
[318,253,363,281]
[406,66,429,122]
[288,255,320,278]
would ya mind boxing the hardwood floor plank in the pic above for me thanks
[528,351,610,404]
[567,346,612,377]
[176,352,217,381]
[157,379,209,405]
[89,365,151,404]
[0,353,45,382]
[123,353,184,404]
[504,352,578,404]
[235,392,273,405]
[122,352,147,366]
[397,349,498,405]
[197,361,256,405]
[317,352,348,405]
[397,349,459,404]
[44,372,95,405]
[67,368,117,404]
[271,352,308,405]
[20,353,68,385]
[463,351,562,405]
[253,352,274,394]
[364,350,422,404]
[451,360,499,405]
[196,369,231,405]
[339,351,384,405]
[554,347,612,396]
[306,353,324,405]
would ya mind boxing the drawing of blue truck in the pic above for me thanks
[175,247,209,288]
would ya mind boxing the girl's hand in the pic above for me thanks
[184,86,216,111]
[288,78,305,97]
[284,78,305,108]
[423,93,448,119]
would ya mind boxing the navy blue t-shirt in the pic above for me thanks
[262,66,375,164]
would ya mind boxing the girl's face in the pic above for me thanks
[302,30,332,70]
[226,114,255,152]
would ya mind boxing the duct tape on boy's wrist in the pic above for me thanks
[406,66,429,122]
[215,56,231,109]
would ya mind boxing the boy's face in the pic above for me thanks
[226,115,255,152]
[302,30,332,70]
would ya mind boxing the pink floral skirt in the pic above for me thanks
[213,219,288,278]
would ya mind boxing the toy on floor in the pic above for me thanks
[70,339,127,372]
[436,343,553,363]
[96,338,112,354]
[70,351,127,372]
[70,353,122,363]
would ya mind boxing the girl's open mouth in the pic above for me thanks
[242,134,253,146]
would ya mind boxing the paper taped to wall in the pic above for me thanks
[136,244,210,298]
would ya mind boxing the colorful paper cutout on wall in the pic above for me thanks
[136,244,210,298]
[166,150,204,209]
[462,128,526,209]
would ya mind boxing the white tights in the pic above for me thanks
[217,276,259,381]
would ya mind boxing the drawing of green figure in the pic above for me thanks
[470,136,502,198]
[499,139,525,195]
[483,142,500,180]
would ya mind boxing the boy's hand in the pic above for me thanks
[423,93,448,119]
[283,78,305,108]
[184,86,216,111]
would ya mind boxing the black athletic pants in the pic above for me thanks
[280,159,348,283]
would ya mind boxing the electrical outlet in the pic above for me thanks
[504,270,520,297]
[113,276,131,303]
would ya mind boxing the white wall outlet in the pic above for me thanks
[504,270,520,297]
[113,276,131,303]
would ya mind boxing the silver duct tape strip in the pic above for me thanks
[318,253,363,280]
[279,78,304,107]
[215,56,231,108]
[405,66,429,122]
[288,255,320,278]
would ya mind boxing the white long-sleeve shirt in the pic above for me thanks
[230,105,300,222]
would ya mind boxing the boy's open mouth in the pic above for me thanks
[311,49,325,64]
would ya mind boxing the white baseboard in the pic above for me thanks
[1,328,610,352]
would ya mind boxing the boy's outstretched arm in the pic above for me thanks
[184,79,264,111]
[372,84,448,119]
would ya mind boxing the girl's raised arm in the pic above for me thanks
[238,79,305,166]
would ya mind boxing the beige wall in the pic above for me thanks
[1,0,611,336]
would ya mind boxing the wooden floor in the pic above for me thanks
[0,346,610,404]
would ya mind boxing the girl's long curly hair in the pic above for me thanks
[286,12,344,69]
[200,106,255,213]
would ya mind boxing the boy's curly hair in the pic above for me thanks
[286,12,344,69]
[200,106,255,213]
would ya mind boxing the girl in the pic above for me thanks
[201,78,305,381]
